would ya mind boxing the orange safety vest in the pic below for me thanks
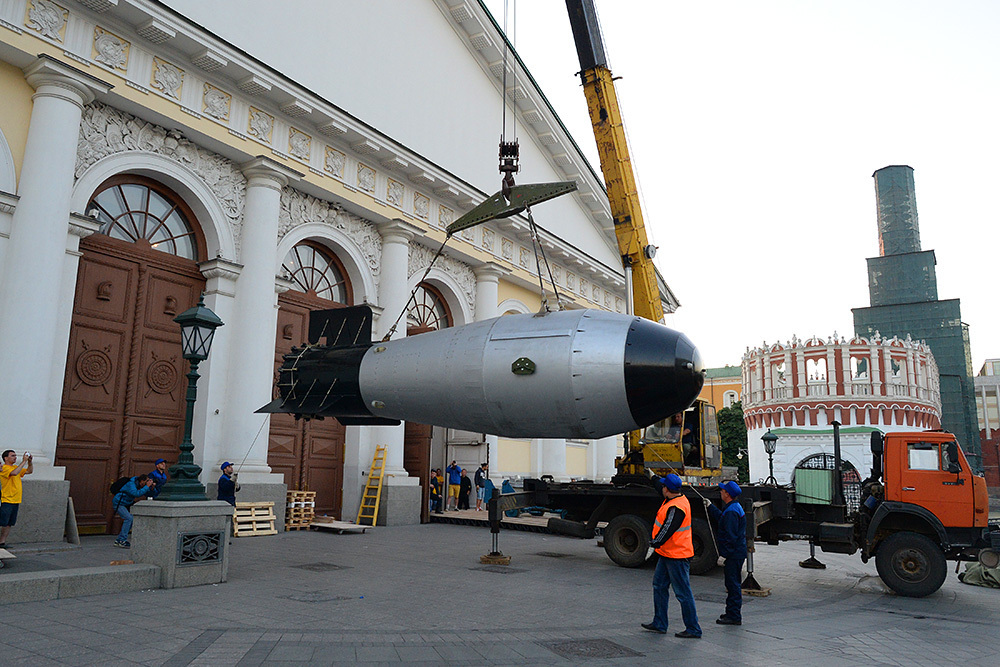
[652,494,693,559]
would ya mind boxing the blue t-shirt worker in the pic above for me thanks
[707,480,747,625]
[445,461,462,511]
[218,462,239,506]
[148,458,168,498]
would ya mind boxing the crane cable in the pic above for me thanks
[500,0,517,147]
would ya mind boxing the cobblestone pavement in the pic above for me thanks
[1,522,997,666]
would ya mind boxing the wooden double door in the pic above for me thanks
[57,234,205,531]
[268,291,345,518]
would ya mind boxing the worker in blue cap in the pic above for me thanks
[217,462,240,506]
[642,473,702,638]
[148,458,168,499]
[706,480,746,625]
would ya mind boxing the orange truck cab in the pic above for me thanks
[859,430,998,596]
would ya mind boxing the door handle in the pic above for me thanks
[902,487,915,491]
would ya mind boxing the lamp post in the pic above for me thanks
[762,429,778,486]
[157,293,223,501]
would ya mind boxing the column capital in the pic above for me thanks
[198,257,243,283]
[375,218,422,244]
[472,261,509,282]
[23,55,111,108]
[240,156,303,190]
[68,212,101,239]
[274,274,296,294]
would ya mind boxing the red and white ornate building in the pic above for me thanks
[741,332,941,485]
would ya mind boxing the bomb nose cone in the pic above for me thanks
[623,318,705,428]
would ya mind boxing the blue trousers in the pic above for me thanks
[116,503,133,541]
[723,555,745,621]
[651,557,701,636]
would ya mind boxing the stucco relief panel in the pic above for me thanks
[438,205,453,230]
[357,163,376,193]
[247,107,274,144]
[413,192,429,220]
[386,179,404,208]
[324,147,345,179]
[151,57,184,100]
[408,244,475,314]
[76,102,247,258]
[93,27,130,71]
[25,0,67,42]
[202,84,231,122]
[277,187,382,291]
[288,128,311,162]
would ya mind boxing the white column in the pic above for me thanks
[219,157,302,479]
[372,219,422,478]
[795,348,806,399]
[473,262,507,321]
[535,438,568,481]
[191,258,242,477]
[0,57,109,466]
[870,343,881,396]
[594,435,620,481]
[36,214,101,479]
[840,346,851,398]
[825,345,837,396]
[474,261,507,475]
[905,348,916,398]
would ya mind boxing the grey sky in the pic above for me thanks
[483,0,999,372]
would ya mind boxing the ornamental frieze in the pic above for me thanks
[25,0,66,42]
[277,187,382,291]
[77,103,247,258]
[408,243,475,315]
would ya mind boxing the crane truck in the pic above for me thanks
[489,0,1000,598]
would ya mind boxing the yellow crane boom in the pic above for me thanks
[566,0,663,324]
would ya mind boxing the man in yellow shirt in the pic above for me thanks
[1,449,33,548]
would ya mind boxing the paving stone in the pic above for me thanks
[355,645,400,662]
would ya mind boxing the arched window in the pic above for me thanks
[723,391,739,408]
[407,282,451,333]
[281,241,351,304]
[88,176,199,260]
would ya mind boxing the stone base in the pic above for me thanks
[375,481,421,526]
[6,480,70,544]
[131,500,233,589]
[205,482,287,531]
[0,564,161,603]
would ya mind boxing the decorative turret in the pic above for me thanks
[741,332,941,487]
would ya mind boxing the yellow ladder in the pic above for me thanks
[356,445,387,526]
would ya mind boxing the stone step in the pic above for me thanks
[0,564,160,604]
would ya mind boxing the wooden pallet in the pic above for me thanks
[233,501,277,537]
[310,516,370,534]
[286,490,316,530]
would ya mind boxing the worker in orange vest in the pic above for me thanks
[642,473,702,638]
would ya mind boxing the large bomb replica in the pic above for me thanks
[260,305,704,440]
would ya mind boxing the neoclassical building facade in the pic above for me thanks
[741,332,942,488]
[0,0,677,539]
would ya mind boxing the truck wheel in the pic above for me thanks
[689,518,719,575]
[604,514,652,568]
[874,531,947,597]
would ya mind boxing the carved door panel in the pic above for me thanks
[127,267,200,477]
[404,422,433,523]
[57,235,204,532]
[269,292,346,518]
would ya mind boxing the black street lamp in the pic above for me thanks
[762,429,778,486]
[157,293,223,501]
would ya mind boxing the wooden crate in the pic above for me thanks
[286,490,316,531]
[233,501,277,537]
